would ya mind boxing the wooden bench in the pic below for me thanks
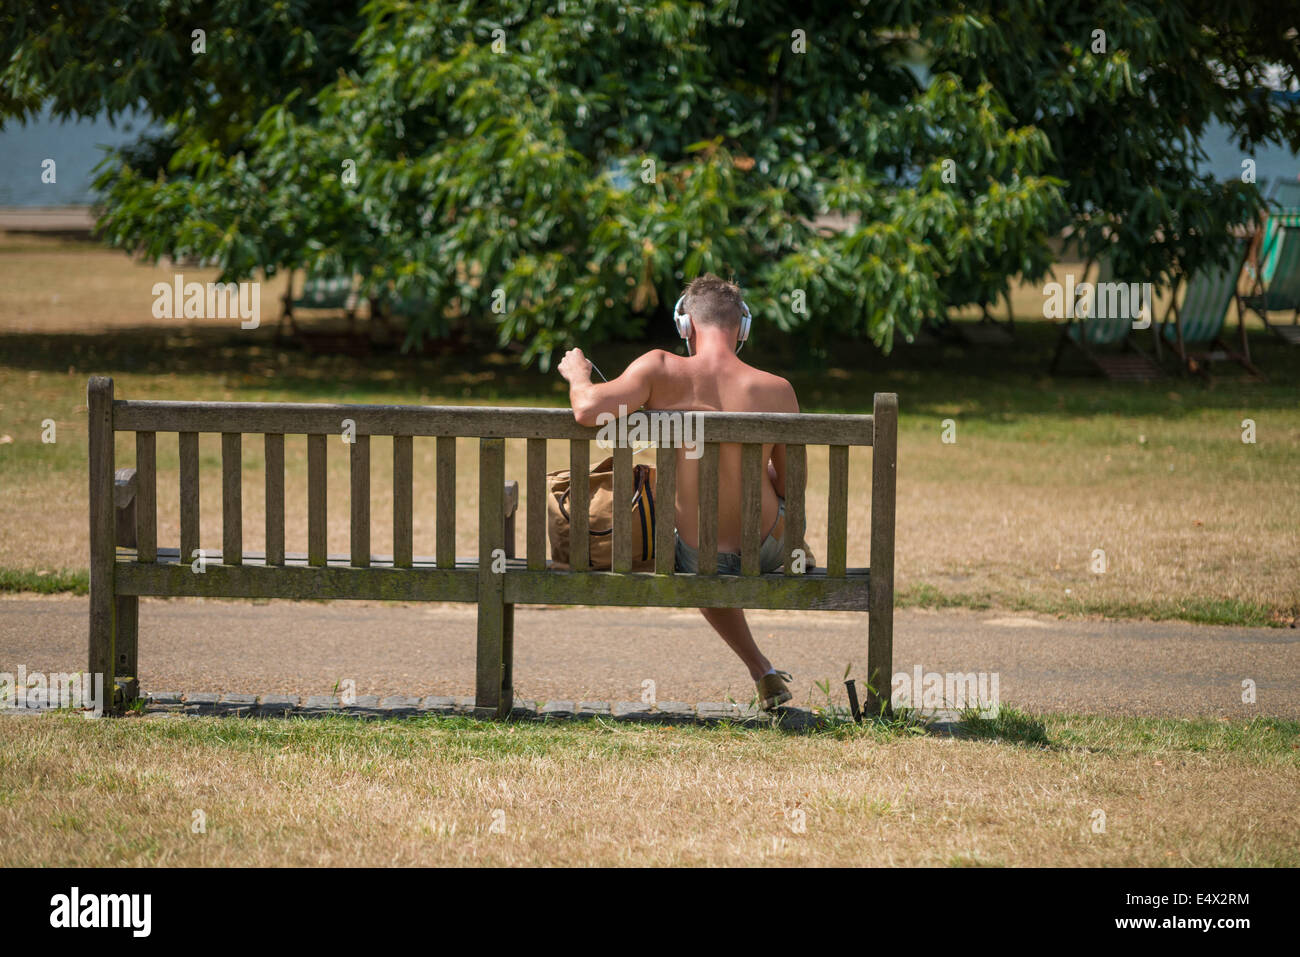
[88,377,898,717]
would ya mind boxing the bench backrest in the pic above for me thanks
[92,379,895,592]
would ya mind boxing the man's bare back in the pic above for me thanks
[557,273,800,709]
[559,329,798,553]
[633,349,796,551]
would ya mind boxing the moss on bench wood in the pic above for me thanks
[116,561,479,602]
[504,569,870,611]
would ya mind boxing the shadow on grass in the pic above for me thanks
[122,701,938,741]
[944,707,1054,748]
[151,705,1059,751]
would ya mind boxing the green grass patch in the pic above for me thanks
[0,566,88,595]
[898,582,1286,627]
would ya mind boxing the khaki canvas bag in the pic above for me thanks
[547,455,657,571]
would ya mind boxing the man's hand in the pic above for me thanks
[558,347,593,385]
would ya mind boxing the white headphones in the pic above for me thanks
[673,293,752,354]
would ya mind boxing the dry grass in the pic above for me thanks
[0,232,292,334]
[0,711,1295,866]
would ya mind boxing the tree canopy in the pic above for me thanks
[4,1,1297,365]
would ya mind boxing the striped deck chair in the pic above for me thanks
[1050,256,1161,380]
[1242,214,1300,347]
[1159,239,1261,379]
[1252,179,1300,288]
[278,271,359,336]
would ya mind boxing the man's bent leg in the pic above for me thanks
[699,607,772,681]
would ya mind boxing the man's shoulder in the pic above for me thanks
[630,349,687,398]
[744,364,797,398]
[729,363,796,414]
[631,348,676,370]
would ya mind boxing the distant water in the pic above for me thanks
[0,105,154,206]
[0,105,1294,207]
[1199,118,1299,187]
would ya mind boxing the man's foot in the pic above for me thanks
[756,670,793,711]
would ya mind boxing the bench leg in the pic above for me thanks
[114,595,139,707]
[474,438,510,719]
[88,377,117,711]
[475,600,508,719]
[502,603,514,709]
[87,595,114,710]
[500,484,517,713]
[867,393,898,716]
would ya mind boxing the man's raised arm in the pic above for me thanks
[558,348,661,427]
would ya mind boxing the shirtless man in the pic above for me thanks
[557,274,800,710]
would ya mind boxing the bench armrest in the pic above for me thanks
[114,467,137,548]
[504,480,518,560]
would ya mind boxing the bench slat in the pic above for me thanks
[115,559,867,609]
[612,444,634,573]
[741,442,763,576]
[783,443,806,576]
[827,444,849,577]
[114,401,875,446]
[117,558,478,602]
[265,433,285,566]
[135,431,157,563]
[526,438,547,571]
[654,443,676,575]
[436,436,456,568]
[351,433,370,567]
[393,434,413,568]
[568,440,590,570]
[698,442,719,575]
[179,431,199,566]
[222,432,242,565]
[504,568,870,611]
[308,434,327,567]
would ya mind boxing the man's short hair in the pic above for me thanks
[683,274,744,330]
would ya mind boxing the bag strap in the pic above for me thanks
[635,465,655,561]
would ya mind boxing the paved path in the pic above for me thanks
[0,206,95,234]
[1,596,1295,718]
[0,206,95,231]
